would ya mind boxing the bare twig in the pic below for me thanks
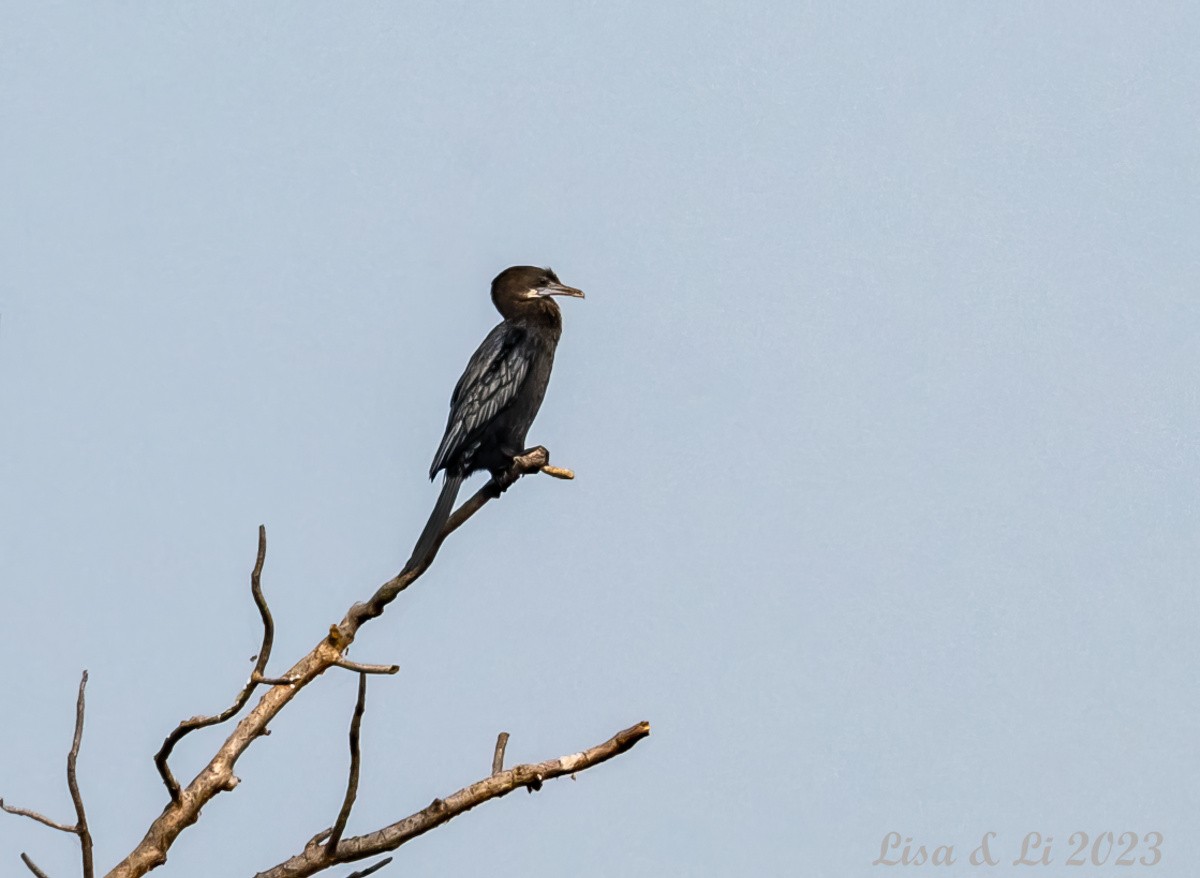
[491,733,510,775]
[252,674,300,686]
[155,525,274,801]
[20,852,52,878]
[304,828,332,850]
[326,674,368,857]
[67,672,93,878]
[331,660,399,676]
[540,465,574,479]
[2,672,93,878]
[344,858,392,878]
[106,452,574,878]
[254,721,651,878]
[0,801,76,834]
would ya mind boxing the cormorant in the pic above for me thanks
[405,265,585,570]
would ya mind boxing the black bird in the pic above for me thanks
[406,265,585,570]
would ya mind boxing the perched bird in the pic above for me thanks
[405,265,585,570]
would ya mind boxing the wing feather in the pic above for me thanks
[429,323,530,477]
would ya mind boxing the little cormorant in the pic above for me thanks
[405,265,584,570]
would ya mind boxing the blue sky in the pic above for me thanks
[2,3,1198,876]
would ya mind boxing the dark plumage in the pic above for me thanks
[405,265,584,570]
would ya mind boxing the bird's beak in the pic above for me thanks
[537,281,585,299]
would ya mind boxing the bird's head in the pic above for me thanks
[491,265,584,318]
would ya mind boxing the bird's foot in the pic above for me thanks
[491,446,552,494]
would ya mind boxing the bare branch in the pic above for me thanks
[491,733,509,775]
[344,447,559,633]
[20,852,52,878]
[344,858,391,878]
[155,525,274,801]
[106,453,574,878]
[0,801,76,834]
[254,721,651,878]
[326,674,367,857]
[304,828,332,851]
[540,465,574,479]
[67,671,93,878]
[3,673,93,877]
[330,660,399,676]
[251,674,300,686]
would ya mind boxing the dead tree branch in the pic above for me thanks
[0,803,76,834]
[104,449,571,878]
[20,852,52,878]
[330,660,399,676]
[491,733,509,775]
[154,525,276,802]
[344,858,392,878]
[2,671,93,878]
[67,672,93,878]
[326,674,368,857]
[254,721,651,878]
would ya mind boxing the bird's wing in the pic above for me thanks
[429,323,531,478]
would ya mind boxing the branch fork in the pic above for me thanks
[7,448,649,878]
[1,670,94,878]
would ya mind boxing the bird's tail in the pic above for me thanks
[405,472,464,572]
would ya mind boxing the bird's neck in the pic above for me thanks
[503,298,563,335]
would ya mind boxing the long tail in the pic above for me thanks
[405,472,464,572]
